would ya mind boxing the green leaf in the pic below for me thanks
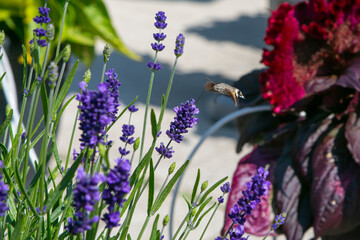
[193,197,212,223]
[151,160,189,214]
[193,202,216,229]
[45,152,83,210]
[130,143,155,186]
[151,108,158,139]
[127,234,132,240]
[0,142,8,159]
[53,95,76,132]
[22,45,27,88]
[72,0,140,61]
[199,176,228,205]
[191,169,200,204]
[7,194,17,221]
[120,176,144,217]
[182,194,191,209]
[40,82,49,123]
[51,137,63,175]
[148,159,155,215]
[150,214,160,240]
[10,208,25,240]
[0,109,12,138]
[53,60,79,116]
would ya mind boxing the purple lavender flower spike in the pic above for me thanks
[154,11,167,29]
[221,182,231,193]
[218,196,224,203]
[102,158,131,228]
[271,213,286,230]
[166,99,199,143]
[65,167,104,234]
[0,165,8,217]
[222,166,270,240]
[105,68,121,121]
[174,33,185,57]
[119,124,135,156]
[155,142,175,159]
[31,7,51,47]
[76,82,115,149]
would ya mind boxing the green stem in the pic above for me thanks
[199,202,221,240]
[157,57,178,130]
[172,210,192,240]
[65,107,79,171]
[139,52,158,162]
[54,61,66,100]
[137,215,150,240]
[221,222,234,240]
[56,1,69,57]
[262,229,272,240]
[100,62,107,83]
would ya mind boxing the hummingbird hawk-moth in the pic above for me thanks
[204,81,245,106]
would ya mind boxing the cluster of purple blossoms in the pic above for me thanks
[65,167,104,234]
[148,11,168,71]
[119,124,135,156]
[174,33,185,57]
[128,105,138,112]
[155,142,175,159]
[271,213,286,230]
[76,82,115,150]
[102,158,131,228]
[105,69,121,121]
[30,7,52,47]
[166,99,199,143]
[216,167,270,240]
[0,161,8,217]
[218,182,231,204]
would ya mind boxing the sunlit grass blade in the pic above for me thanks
[151,160,189,214]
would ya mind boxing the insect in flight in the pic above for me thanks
[204,81,245,106]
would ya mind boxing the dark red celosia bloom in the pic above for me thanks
[261,0,360,113]
[261,3,303,113]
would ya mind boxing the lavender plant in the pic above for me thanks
[0,3,286,240]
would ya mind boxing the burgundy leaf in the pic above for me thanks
[223,146,279,236]
[311,124,360,237]
[335,58,360,92]
[345,93,360,165]
[303,76,338,94]
[275,143,313,239]
[292,116,333,184]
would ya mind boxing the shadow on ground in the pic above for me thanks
[68,51,251,138]
[187,13,268,49]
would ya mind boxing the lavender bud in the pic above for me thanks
[46,23,54,41]
[6,105,11,116]
[48,62,58,88]
[163,215,169,226]
[168,162,176,175]
[63,44,71,62]
[201,181,208,193]
[103,43,112,63]
[133,137,140,151]
[82,69,91,83]
[98,143,106,158]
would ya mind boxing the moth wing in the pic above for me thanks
[204,81,217,92]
